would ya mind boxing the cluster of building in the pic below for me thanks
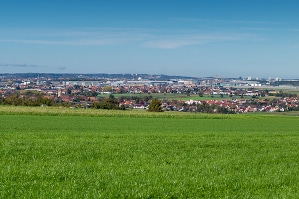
[161,97,299,113]
[0,74,299,113]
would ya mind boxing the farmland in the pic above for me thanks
[1,106,299,198]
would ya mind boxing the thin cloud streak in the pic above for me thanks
[0,28,256,48]
[0,39,118,46]
[171,17,286,25]
[58,66,67,71]
[242,27,272,31]
[143,40,198,49]
[143,34,247,49]
[0,63,40,68]
[0,28,152,46]
[0,63,67,72]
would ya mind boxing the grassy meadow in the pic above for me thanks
[1,106,299,198]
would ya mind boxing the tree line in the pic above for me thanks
[0,94,53,106]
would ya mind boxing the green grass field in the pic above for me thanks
[1,106,299,198]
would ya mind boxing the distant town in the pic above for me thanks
[1,73,299,113]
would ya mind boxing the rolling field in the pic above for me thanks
[1,106,299,198]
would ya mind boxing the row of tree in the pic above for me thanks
[196,102,235,114]
[0,94,53,106]
[0,93,163,112]
[91,97,125,110]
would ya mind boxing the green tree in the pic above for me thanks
[66,87,72,95]
[103,86,112,92]
[198,91,204,97]
[92,97,123,110]
[148,99,163,112]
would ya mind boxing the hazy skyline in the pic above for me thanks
[1,0,299,78]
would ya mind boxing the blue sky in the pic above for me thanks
[1,0,299,78]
